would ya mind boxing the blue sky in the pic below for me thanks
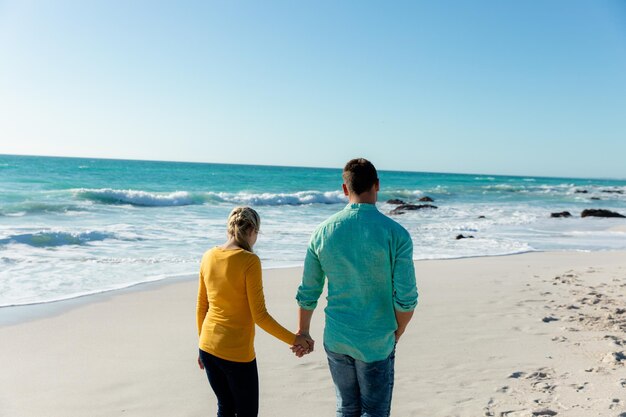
[0,1,625,178]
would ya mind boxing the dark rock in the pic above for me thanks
[581,209,626,218]
[390,204,437,215]
[478,215,486,219]
[590,197,601,200]
[418,196,434,202]
[456,234,474,240]
[542,316,559,323]
[508,371,525,379]
[575,189,588,194]
[601,189,624,194]
[386,199,405,205]
[551,211,572,218]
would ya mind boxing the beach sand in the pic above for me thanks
[1,251,625,417]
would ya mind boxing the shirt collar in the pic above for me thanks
[345,203,378,211]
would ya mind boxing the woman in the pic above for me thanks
[196,206,311,417]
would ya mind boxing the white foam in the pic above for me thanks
[74,188,196,206]
[0,230,116,247]
[216,190,347,206]
[74,188,348,207]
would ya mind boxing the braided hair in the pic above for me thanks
[226,206,260,252]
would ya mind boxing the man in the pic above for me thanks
[295,158,418,417]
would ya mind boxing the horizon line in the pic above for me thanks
[1,152,625,182]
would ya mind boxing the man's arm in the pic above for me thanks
[291,307,316,356]
[392,230,418,342]
[293,238,325,356]
[394,310,414,342]
[298,307,315,336]
[296,243,325,310]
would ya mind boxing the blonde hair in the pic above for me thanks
[227,206,260,252]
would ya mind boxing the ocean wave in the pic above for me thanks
[483,184,526,192]
[0,202,85,216]
[216,190,346,206]
[0,231,116,247]
[73,188,347,207]
[74,188,200,206]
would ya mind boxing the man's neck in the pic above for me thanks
[348,193,377,204]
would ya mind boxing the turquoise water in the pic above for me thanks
[1,154,625,306]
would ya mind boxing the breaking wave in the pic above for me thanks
[0,231,117,247]
[73,188,347,206]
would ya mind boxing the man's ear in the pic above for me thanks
[342,183,349,196]
[374,179,380,192]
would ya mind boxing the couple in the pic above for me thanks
[196,158,419,417]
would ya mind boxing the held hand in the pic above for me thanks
[197,355,204,370]
[291,333,315,357]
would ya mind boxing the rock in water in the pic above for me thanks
[581,209,626,218]
[390,204,438,215]
[551,211,572,218]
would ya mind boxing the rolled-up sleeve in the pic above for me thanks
[392,231,418,312]
[296,239,325,310]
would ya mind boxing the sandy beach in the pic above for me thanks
[1,251,625,417]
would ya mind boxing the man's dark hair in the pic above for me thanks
[342,158,379,195]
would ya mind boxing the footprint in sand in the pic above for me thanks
[609,398,622,410]
[602,351,626,366]
[524,368,557,393]
[604,335,626,346]
[531,409,558,416]
[569,381,589,392]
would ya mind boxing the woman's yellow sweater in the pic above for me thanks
[196,247,297,362]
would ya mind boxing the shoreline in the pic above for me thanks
[0,249,577,325]
[0,248,621,327]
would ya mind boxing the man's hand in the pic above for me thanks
[197,355,204,370]
[291,332,315,357]
[394,310,414,343]
[395,327,406,342]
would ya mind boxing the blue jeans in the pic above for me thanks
[325,345,395,417]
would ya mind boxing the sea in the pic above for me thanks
[1,154,625,307]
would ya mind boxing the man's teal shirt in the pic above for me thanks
[296,203,418,362]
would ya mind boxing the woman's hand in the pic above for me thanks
[291,333,315,357]
[197,355,204,370]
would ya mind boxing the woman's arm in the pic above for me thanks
[196,267,209,336]
[245,256,298,345]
